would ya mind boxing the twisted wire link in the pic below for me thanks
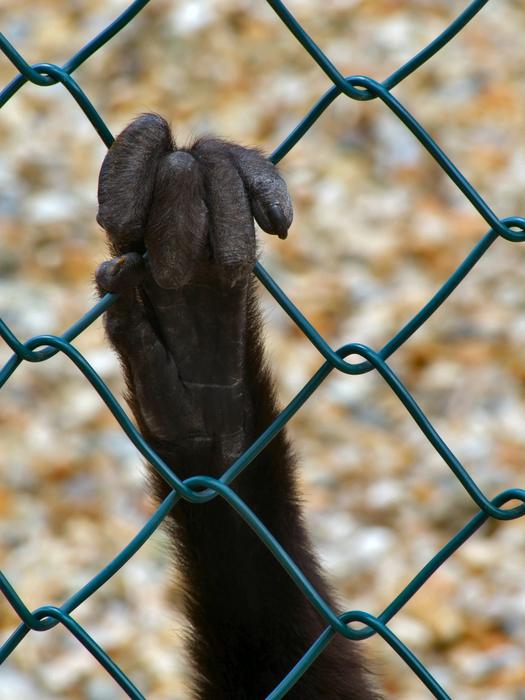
[0,1,521,697]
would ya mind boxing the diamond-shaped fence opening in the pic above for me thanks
[1,1,525,698]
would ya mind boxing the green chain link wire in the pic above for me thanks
[1,1,524,697]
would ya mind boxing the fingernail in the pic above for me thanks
[268,203,289,239]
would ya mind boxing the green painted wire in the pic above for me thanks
[0,0,150,104]
[265,0,491,102]
[1,0,524,697]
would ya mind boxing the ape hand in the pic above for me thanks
[95,113,292,293]
[94,114,293,466]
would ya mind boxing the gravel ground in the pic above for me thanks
[1,1,525,698]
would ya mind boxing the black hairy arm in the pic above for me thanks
[95,113,381,700]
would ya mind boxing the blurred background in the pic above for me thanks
[1,0,525,697]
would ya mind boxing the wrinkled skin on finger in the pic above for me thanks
[95,114,381,700]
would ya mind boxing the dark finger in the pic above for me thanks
[145,151,208,290]
[97,113,174,254]
[191,138,256,283]
[95,252,146,295]
[226,143,293,239]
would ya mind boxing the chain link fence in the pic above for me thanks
[1,1,525,698]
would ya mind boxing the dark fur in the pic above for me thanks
[95,113,381,699]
